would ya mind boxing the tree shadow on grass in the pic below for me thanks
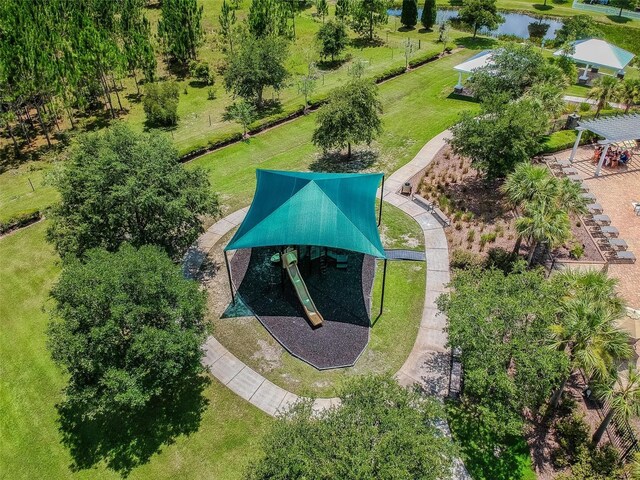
[606,14,634,23]
[533,4,554,11]
[309,149,377,173]
[350,37,385,49]
[446,400,534,480]
[57,374,210,477]
[455,36,498,50]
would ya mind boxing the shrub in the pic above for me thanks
[484,247,514,272]
[450,249,483,269]
[453,211,463,222]
[0,209,42,235]
[462,211,474,222]
[189,60,213,85]
[579,102,592,112]
[143,81,180,127]
[466,229,476,243]
[569,243,584,260]
[454,222,463,231]
[552,413,590,468]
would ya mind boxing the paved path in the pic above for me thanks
[183,129,453,413]
[563,95,625,110]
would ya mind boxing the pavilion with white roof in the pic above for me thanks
[453,50,495,91]
[568,113,640,176]
[553,38,635,81]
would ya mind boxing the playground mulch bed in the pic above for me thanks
[226,247,375,370]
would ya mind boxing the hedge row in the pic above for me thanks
[179,51,444,162]
[0,210,42,236]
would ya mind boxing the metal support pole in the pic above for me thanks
[595,143,610,177]
[224,250,235,305]
[378,175,384,226]
[379,259,387,317]
[569,128,584,163]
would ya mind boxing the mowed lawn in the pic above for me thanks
[0,222,272,480]
[189,50,479,212]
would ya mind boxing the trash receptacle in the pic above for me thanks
[565,113,580,130]
[401,182,412,196]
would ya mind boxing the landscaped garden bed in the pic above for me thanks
[417,145,604,265]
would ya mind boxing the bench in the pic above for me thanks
[614,251,636,264]
[608,238,628,251]
[413,195,451,227]
[587,203,603,214]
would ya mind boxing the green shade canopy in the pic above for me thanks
[225,169,386,258]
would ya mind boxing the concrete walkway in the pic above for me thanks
[182,129,453,414]
[563,95,625,110]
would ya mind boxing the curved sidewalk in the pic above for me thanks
[182,129,452,415]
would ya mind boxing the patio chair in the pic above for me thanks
[633,201,640,216]
[601,226,619,238]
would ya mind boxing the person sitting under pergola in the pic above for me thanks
[568,113,640,176]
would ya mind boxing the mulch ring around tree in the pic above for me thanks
[223,247,376,370]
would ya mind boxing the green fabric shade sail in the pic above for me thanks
[225,169,386,258]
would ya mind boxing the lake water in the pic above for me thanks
[386,8,564,40]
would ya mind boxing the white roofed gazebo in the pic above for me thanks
[553,38,635,80]
[453,50,495,91]
[568,113,640,176]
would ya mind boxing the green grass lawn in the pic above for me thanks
[189,50,479,213]
[446,401,537,480]
[116,0,484,156]
[494,0,640,25]
[0,160,59,224]
[0,222,272,479]
[209,204,426,398]
[0,50,479,224]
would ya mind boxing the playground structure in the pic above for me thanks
[222,169,388,369]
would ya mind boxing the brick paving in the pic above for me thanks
[555,146,640,308]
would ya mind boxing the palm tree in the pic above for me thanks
[549,270,631,407]
[501,163,554,207]
[557,177,588,216]
[593,366,640,444]
[616,78,640,113]
[503,163,558,256]
[588,76,619,117]
[515,200,571,266]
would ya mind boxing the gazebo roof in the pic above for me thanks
[453,50,495,73]
[553,38,635,71]
[578,113,640,143]
[225,169,386,258]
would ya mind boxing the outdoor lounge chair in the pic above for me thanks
[608,238,628,251]
[592,214,611,226]
[587,203,603,214]
[600,226,619,238]
[581,192,596,201]
[614,251,636,263]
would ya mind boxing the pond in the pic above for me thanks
[386,8,564,40]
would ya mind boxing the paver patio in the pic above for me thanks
[556,146,640,309]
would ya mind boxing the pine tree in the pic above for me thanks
[158,0,204,65]
[421,0,437,30]
[400,0,418,29]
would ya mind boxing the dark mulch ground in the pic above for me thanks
[224,247,376,370]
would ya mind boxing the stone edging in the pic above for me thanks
[182,130,453,416]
